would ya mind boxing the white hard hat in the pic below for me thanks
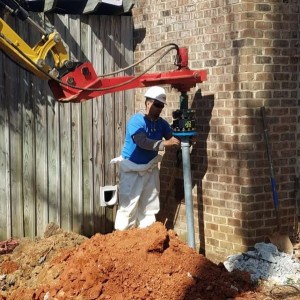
[144,86,167,104]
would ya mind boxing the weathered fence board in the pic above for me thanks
[91,15,105,233]
[0,51,11,239]
[0,12,133,240]
[68,15,83,235]
[33,13,49,237]
[8,42,24,238]
[103,16,116,231]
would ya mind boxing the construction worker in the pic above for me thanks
[112,86,181,230]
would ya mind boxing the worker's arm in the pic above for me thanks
[133,132,180,151]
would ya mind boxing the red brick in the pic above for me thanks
[133,0,299,262]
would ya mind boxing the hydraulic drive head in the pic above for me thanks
[172,92,197,137]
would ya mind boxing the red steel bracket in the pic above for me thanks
[48,47,207,102]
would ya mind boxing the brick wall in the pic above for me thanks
[132,0,300,262]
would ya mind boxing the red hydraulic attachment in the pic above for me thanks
[49,47,207,103]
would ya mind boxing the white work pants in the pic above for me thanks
[113,156,161,230]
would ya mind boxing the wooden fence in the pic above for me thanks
[0,13,134,240]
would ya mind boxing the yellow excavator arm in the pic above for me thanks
[0,18,69,79]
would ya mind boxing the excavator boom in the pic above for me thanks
[0,0,207,102]
[49,59,207,102]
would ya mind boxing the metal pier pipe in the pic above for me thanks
[181,136,196,249]
[175,91,196,249]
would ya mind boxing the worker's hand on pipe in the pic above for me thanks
[163,137,181,149]
[189,135,197,145]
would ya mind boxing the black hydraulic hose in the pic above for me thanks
[1,0,29,20]
[0,30,179,92]
[0,48,35,75]
[99,43,179,77]
[0,1,180,92]
[88,46,178,92]
[0,0,47,34]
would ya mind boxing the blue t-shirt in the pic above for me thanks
[121,112,173,164]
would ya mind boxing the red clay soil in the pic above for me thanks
[0,222,268,300]
[0,240,19,255]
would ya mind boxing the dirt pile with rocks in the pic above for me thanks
[0,222,272,299]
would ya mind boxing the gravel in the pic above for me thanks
[223,242,300,285]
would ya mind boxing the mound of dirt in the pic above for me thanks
[0,222,263,300]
